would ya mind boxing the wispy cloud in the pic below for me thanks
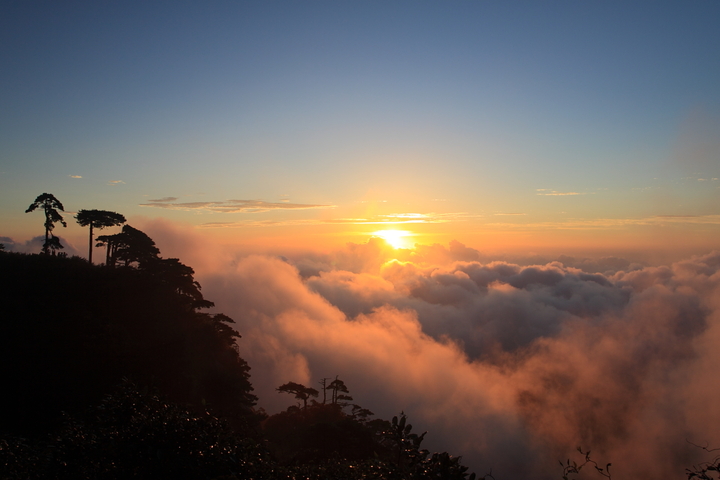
[536,189,589,196]
[140,199,337,213]
[108,180,125,185]
[198,212,478,228]
[376,212,480,223]
[68,175,82,179]
[486,214,720,230]
[200,219,331,228]
[149,197,178,203]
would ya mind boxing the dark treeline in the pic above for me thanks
[0,252,255,435]
[0,193,481,479]
[0,251,479,480]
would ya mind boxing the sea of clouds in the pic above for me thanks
[15,218,717,480]
[204,250,720,478]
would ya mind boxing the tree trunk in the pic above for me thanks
[88,224,94,264]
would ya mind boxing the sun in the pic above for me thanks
[372,229,412,249]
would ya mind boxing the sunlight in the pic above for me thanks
[372,229,413,249]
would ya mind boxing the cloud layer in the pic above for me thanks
[130,221,720,478]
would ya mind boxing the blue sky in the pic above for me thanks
[1,1,719,252]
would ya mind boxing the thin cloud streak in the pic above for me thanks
[140,199,337,213]
[486,214,720,230]
[536,191,587,196]
[197,212,720,230]
[149,197,179,202]
[198,212,476,228]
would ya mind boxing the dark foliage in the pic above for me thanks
[560,447,612,480]
[75,209,126,263]
[25,193,66,255]
[380,413,478,480]
[276,382,319,410]
[142,257,215,309]
[0,381,275,480]
[263,402,385,464]
[687,443,720,480]
[0,253,256,437]
[96,225,160,267]
[1,382,479,480]
[43,234,65,255]
[264,379,480,480]
[326,376,353,406]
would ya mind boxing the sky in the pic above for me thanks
[3,2,720,478]
[2,0,720,257]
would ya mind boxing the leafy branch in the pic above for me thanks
[687,441,720,479]
[561,447,612,480]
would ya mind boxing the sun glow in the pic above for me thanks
[372,229,413,249]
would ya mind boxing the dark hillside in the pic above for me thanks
[0,252,255,435]
[0,251,478,480]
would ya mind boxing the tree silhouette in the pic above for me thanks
[561,447,612,480]
[380,412,479,479]
[143,257,214,309]
[277,382,319,410]
[350,404,374,423]
[96,225,159,267]
[327,376,353,406]
[44,235,64,256]
[25,193,67,255]
[75,209,126,264]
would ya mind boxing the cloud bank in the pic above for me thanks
[132,221,720,479]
